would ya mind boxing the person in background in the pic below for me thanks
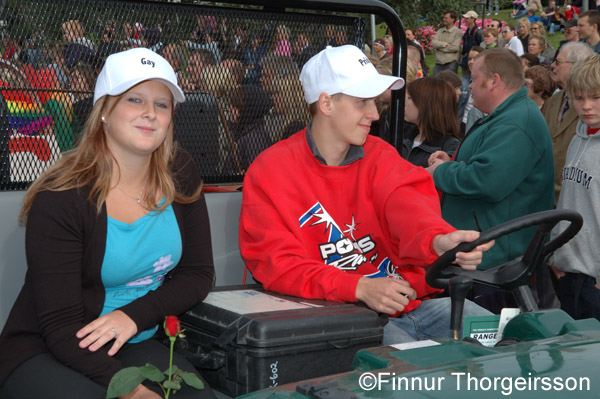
[242,34,267,84]
[406,30,428,76]
[554,19,580,58]
[383,35,394,56]
[431,10,462,75]
[512,0,527,19]
[563,4,580,21]
[272,24,291,57]
[525,64,556,110]
[488,0,500,15]
[427,48,554,313]
[459,46,485,134]
[436,70,462,102]
[407,42,426,78]
[549,8,567,35]
[521,53,541,71]
[61,19,96,69]
[527,8,541,24]
[503,23,524,56]
[183,49,218,92]
[517,18,531,51]
[531,21,556,59]
[577,11,600,54]
[540,0,557,29]
[528,34,552,65]
[161,43,186,86]
[460,11,484,74]
[483,28,500,49]
[551,54,600,321]
[0,47,215,399]
[292,31,317,68]
[372,38,387,60]
[543,42,594,204]
[402,77,461,168]
[225,84,273,173]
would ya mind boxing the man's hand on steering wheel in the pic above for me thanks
[432,230,495,271]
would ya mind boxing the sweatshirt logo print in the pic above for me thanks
[562,165,594,190]
[299,202,374,270]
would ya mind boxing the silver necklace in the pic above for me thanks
[116,177,148,204]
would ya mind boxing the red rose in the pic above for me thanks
[164,315,181,337]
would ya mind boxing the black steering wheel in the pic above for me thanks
[425,209,583,295]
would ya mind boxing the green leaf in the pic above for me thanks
[106,367,145,398]
[179,371,205,390]
[164,364,179,374]
[163,380,182,390]
[140,364,165,383]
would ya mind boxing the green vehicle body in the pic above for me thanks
[240,310,600,399]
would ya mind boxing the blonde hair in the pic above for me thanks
[517,18,531,35]
[567,54,600,100]
[405,56,417,84]
[20,93,202,222]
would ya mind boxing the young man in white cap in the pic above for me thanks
[239,45,492,344]
[460,11,483,73]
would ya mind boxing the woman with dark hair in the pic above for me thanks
[525,65,556,110]
[226,84,273,173]
[402,77,461,168]
[520,53,540,71]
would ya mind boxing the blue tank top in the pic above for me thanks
[100,202,182,343]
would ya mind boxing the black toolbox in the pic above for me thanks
[177,285,384,397]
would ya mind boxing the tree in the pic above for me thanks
[382,0,472,30]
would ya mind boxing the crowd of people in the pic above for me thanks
[366,6,600,315]
[1,3,600,398]
[2,16,348,176]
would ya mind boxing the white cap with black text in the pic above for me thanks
[299,44,404,104]
[93,47,185,105]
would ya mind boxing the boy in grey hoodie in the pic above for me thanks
[551,53,600,321]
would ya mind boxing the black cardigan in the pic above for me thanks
[0,151,214,387]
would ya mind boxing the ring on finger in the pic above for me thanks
[109,327,119,337]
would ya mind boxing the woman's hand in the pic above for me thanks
[76,310,138,356]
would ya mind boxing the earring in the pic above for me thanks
[101,115,106,122]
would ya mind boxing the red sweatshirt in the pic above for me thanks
[239,129,455,313]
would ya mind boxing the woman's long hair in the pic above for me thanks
[406,77,460,144]
[19,93,202,222]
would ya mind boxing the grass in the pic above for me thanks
[417,8,565,74]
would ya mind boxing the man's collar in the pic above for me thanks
[305,122,365,166]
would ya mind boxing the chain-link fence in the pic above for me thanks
[0,0,366,189]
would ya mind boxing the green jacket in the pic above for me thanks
[433,87,554,270]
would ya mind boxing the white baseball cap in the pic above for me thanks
[299,44,404,104]
[93,47,185,105]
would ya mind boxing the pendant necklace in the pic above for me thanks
[116,177,148,204]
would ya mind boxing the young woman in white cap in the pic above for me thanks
[0,47,215,399]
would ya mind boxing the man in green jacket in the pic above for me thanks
[427,48,554,312]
